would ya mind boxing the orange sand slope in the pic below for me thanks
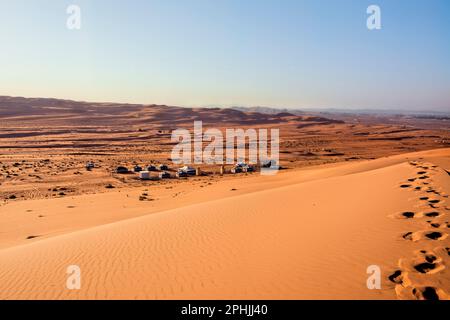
[0,148,449,300]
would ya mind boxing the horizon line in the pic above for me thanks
[1,94,449,115]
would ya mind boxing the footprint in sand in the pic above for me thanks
[389,249,449,300]
[412,250,445,275]
[394,210,442,220]
[402,232,419,241]
[429,205,439,209]
[392,161,450,300]
[426,189,440,195]
[428,199,443,209]
[388,270,410,286]
[402,231,448,241]
[428,222,441,228]
[392,210,435,220]
[411,286,447,300]
[400,211,415,219]
[424,211,440,218]
[424,231,448,241]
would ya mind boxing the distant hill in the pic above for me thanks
[231,106,306,116]
[0,96,343,128]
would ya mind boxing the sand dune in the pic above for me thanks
[0,148,449,300]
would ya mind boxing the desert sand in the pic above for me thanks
[1,96,449,300]
[0,148,449,300]
[1,96,449,200]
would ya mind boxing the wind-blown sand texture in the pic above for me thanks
[0,148,449,300]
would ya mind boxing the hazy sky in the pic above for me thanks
[1,0,449,110]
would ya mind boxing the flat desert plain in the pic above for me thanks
[0,96,449,300]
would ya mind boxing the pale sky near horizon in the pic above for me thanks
[1,0,449,111]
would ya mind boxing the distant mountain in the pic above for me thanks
[0,96,343,128]
[231,105,450,117]
[299,107,450,117]
[231,106,305,116]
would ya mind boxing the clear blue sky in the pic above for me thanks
[1,0,449,110]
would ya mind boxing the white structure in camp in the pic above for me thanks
[139,171,150,180]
